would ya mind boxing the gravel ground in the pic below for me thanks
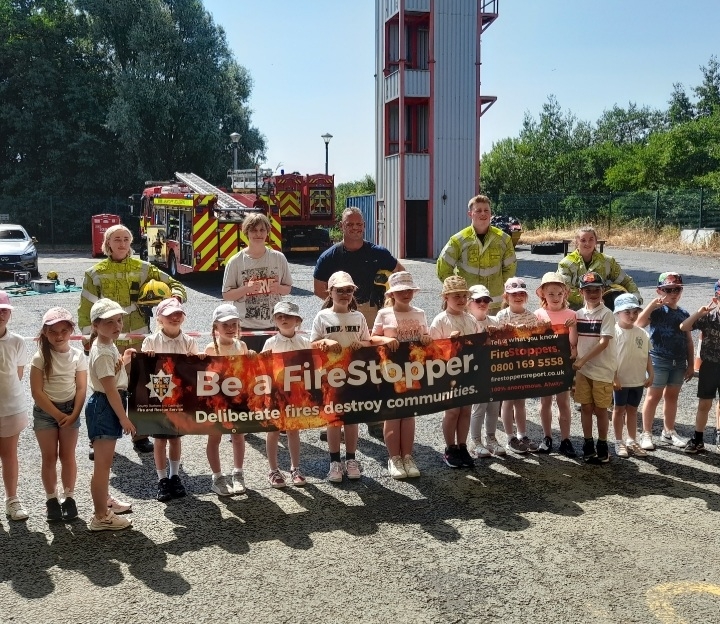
[1,245,720,624]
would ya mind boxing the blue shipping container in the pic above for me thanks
[346,194,377,244]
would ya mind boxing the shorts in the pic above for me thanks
[85,390,127,442]
[0,412,28,438]
[33,400,81,431]
[651,355,686,387]
[574,373,613,409]
[613,386,644,408]
[152,434,183,440]
[697,360,720,399]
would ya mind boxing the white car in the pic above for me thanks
[0,224,39,277]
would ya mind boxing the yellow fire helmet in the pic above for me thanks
[138,279,172,305]
[373,269,392,290]
[46,271,59,281]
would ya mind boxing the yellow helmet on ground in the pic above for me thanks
[138,279,171,305]
[47,271,59,280]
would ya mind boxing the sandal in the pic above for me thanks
[290,468,307,487]
[268,469,287,488]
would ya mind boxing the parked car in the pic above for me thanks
[0,224,39,277]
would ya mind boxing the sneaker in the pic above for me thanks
[626,439,648,457]
[211,474,234,496]
[639,431,655,451]
[615,442,629,458]
[558,438,577,458]
[506,436,528,454]
[290,468,307,487]
[388,456,407,479]
[169,475,187,498]
[538,436,553,454]
[403,455,421,478]
[457,445,475,467]
[232,470,247,495]
[583,439,597,462]
[345,458,362,480]
[61,497,78,521]
[662,429,688,447]
[5,498,28,521]
[596,440,610,463]
[327,460,344,483]
[472,442,491,458]
[520,436,539,453]
[157,478,172,502]
[484,435,506,456]
[133,437,154,454]
[268,469,287,488]
[684,438,705,454]
[107,494,132,514]
[46,497,63,522]
[88,510,132,532]
[443,446,463,468]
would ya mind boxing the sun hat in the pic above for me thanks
[156,298,185,317]
[90,298,127,322]
[0,290,14,310]
[386,271,420,293]
[658,272,683,288]
[273,301,303,320]
[579,272,605,289]
[213,304,241,323]
[504,277,528,294]
[535,272,568,297]
[42,307,74,326]
[613,293,642,314]
[441,275,470,296]
[327,271,356,290]
[469,284,492,301]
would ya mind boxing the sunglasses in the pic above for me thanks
[661,287,683,294]
[334,287,356,295]
[472,297,493,304]
[506,281,526,289]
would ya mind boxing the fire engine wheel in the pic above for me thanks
[168,251,178,278]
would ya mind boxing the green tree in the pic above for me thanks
[667,83,695,126]
[594,102,665,145]
[694,55,720,117]
[335,174,375,220]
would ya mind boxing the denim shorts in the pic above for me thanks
[33,400,81,431]
[613,386,644,408]
[85,390,127,442]
[650,355,686,388]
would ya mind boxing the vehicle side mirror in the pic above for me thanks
[31,237,38,244]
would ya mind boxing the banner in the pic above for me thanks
[128,323,573,435]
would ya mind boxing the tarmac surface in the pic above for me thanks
[1,244,720,623]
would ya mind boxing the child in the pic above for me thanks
[572,272,617,463]
[0,291,29,521]
[142,297,198,501]
[204,303,253,495]
[637,272,694,450]
[30,307,88,521]
[496,277,540,454]
[262,301,312,487]
[371,271,432,478]
[85,298,136,530]
[429,276,478,468]
[467,284,504,457]
[680,280,720,453]
[534,272,578,457]
[310,271,372,482]
[611,294,653,458]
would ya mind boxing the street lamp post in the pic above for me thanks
[230,132,240,172]
[321,133,333,175]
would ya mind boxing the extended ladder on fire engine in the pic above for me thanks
[175,172,259,222]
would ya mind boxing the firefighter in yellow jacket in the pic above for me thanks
[78,223,186,455]
[436,195,517,313]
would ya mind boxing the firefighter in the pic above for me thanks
[78,223,186,456]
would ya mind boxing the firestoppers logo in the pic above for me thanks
[146,370,177,401]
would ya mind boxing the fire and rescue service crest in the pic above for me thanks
[146,370,177,401]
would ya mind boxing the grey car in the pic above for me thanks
[0,224,39,277]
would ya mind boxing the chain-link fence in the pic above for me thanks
[495,188,720,234]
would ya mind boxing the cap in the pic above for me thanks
[579,272,605,289]
[469,284,492,300]
[658,272,683,288]
[441,276,470,296]
[504,278,528,294]
[536,272,568,297]
[213,304,241,323]
[327,271,356,290]
[42,307,74,326]
[386,271,419,293]
[613,293,642,313]
[273,301,303,320]
[90,298,127,322]
[156,298,185,317]
[0,290,14,310]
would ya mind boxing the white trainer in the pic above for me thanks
[484,435,506,456]
[5,498,28,521]
[662,429,688,448]
[327,461,344,483]
[639,431,655,451]
[403,455,421,478]
[388,456,407,479]
[211,474,234,496]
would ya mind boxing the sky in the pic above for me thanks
[203,0,720,184]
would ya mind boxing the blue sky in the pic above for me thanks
[204,0,719,183]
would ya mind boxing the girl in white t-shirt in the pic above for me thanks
[534,273,578,458]
[0,291,29,521]
[311,271,372,483]
[371,271,432,479]
[30,307,88,522]
[204,303,255,496]
[429,276,478,469]
[262,301,312,488]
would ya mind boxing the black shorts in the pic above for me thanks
[697,360,720,399]
[613,386,644,408]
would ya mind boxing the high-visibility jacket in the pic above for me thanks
[558,249,641,310]
[437,225,517,312]
[78,257,187,347]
